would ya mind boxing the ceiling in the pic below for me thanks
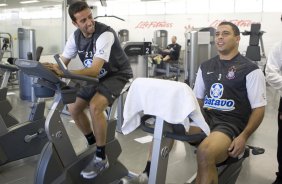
[0,0,63,9]
[0,0,166,9]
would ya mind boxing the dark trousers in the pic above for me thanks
[277,98,282,180]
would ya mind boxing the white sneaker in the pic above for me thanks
[120,173,148,184]
[80,156,109,179]
[137,173,149,184]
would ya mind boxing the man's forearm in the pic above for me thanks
[71,68,99,78]
[70,57,104,78]
[241,106,265,139]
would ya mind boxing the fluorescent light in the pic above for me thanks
[0,3,7,7]
[20,0,40,4]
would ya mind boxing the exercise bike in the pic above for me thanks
[120,77,264,184]
[16,55,130,184]
[138,115,264,184]
[0,62,47,167]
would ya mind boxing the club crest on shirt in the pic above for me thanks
[84,59,92,68]
[99,49,104,55]
[226,66,236,80]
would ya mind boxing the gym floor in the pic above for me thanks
[0,80,278,184]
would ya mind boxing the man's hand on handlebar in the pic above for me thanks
[42,62,64,77]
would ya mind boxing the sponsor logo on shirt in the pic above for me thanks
[98,68,107,78]
[83,59,108,78]
[203,83,235,111]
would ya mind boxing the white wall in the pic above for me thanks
[0,4,62,58]
[0,0,281,60]
[93,12,282,57]
[87,0,282,57]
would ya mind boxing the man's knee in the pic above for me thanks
[197,132,231,167]
[68,103,85,117]
[89,99,108,117]
[89,103,100,115]
[197,143,216,167]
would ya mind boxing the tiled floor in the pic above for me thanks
[0,81,279,184]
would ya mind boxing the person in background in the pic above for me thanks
[152,36,181,64]
[265,14,282,184]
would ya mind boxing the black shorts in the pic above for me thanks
[77,74,131,105]
[203,111,242,140]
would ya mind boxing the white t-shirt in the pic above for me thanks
[62,31,114,63]
[265,41,282,96]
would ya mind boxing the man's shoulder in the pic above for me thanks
[176,44,181,49]
[237,54,259,69]
[201,56,218,66]
[94,22,113,37]
[270,41,282,53]
[73,28,81,37]
[169,43,180,47]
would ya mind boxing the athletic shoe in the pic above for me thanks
[155,57,162,64]
[80,156,109,179]
[120,173,149,184]
[137,173,149,184]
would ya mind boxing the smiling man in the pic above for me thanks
[47,1,133,179]
[193,21,266,184]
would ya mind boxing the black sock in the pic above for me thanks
[143,161,151,177]
[96,146,106,160]
[85,132,96,145]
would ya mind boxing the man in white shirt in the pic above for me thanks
[46,1,132,179]
[265,14,282,184]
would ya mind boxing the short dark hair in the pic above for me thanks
[68,1,89,22]
[218,21,240,36]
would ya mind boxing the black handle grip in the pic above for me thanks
[35,46,44,61]
[53,54,99,83]
[27,52,33,60]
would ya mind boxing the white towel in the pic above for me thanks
[122,78,210,135]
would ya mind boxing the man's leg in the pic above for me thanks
[89,92,109,154]
[196,131,232,184]
[68,98,96,145]
[153,55,163,64]
[274,98,282,184]
[162,55,171,62]
[141,125,203,180]
[80,92,109,179]
[136,125,175,183]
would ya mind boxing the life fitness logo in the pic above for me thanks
[203,83,235,111]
